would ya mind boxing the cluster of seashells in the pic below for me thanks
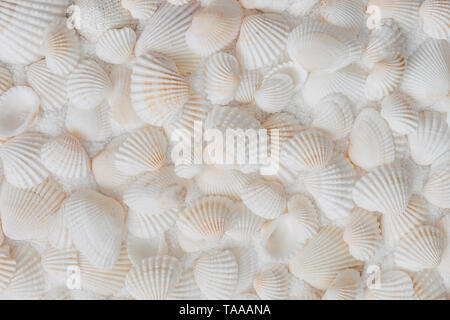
[0,0,448,300]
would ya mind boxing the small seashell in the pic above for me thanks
[343,208,381,262]
[96,27,136,65]
[262,112,303,145]
[67,60,112,110]
[185,0,243,57]
[287,21,362,72]
[195,166,252,198]
[364,54,407,101]
[167,268,202,300]
[128,208,179,239]
[366,0,422,31]
[0,66,13,96]
[203,53,241,105]
[380,93,419,135]
[322,269,362,300]
[121,0,159,19]
[228,246,258,293]
[423,164,450,208]
[234,70,262,104]
[348,108,395,170]
[254,265,290,300]
[126,234,168,265]
[236,13,289,70]
[410,269,447,300]
[126,256,181,300]
[47,207,73,250]
[419,0,450,40]
[0,87,40,139]
[311,94,354,140]
[320,0,365,35]
[226,202,265,242]
[289,227,361,290]
[0,245,16,290]
[264,62,308,90]
[366,270,414,300]
[41,246,78,279]
[286,195,319,242]
[254,73,295,113]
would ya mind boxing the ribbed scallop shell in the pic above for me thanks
[365,54,407,101]
[437,213,450,237]
[264,62,309,90]
[381,93,419,135]
[47,207,73,250]
[287,21,362,72]
[96,27,136,64]
[343,208,381,261]
[289,227,361,290]
[419,0,450,39]
[234,70,261,104]
[185,0,243,57]
[226,202,265,242]
[167,267,202,300]
[203,53,240,105]
[423,165,450,208]
[128,208,179,239]
[254,265,290,300]
[0,66,13,96]
[66,102,112,142]
[320,0,365,35]
[322,269,362,300]
[64,190,125,269]
[366,0,422,31]
[241,179,286,220]
[40,133,91,179]
[236,13,289,70]
[408,111,450,166]
[311,94,354,140]
[0,87,40,139]
[254,73,295,113]
[304,155,355,220]
[348,108,395,170]
[41,246,78,279]
[126,256,181,300]
[0,245,16,290]
[262,112,303,145]
[0,132,49,189]
[130,52,189,126]
[410,269,447,300]
[122,0,159,19]
[67,60,112,110]
[287,195,319,242]
[127,234,168,265]
[195,166,252,198]
[366,270,414,300]
[194,249,238,299]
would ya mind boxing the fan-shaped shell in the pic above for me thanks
[66,102,112,142]
[366,270,414,300]
[410,269,447,300]
[96,27,136,65]
[126,234,168,265]
[322,269,362,300]
[366,0,422,31]
[320,0,365,35]
[419,0,450,39]
[121,0,159,19]
[41,246,78,279]
[0,66,13,96]
[254,73,295,113]
[423,165,450,208]
[234,70,261,104]
[381,93,419,135]
[167,267,202,300]
[128,208,179,239]
[287,195,319,242]
[226,202,265,242]
[47,207,73,250]
[0,245,16,290]
[262,112,303,145]
[253,265,290,300]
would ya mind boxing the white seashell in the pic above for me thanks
[41,246,78,279]
[64,190,126,269]
[47,208,73,250]
[419,0,450,39]
[134,1,202,75]
[236,13,289,70]
[167,268,202,300]
[27,60,68,112]
[0,132,49,189]
[41,133,91,179]
[366,0,422,31]
[264,62,309,90]
[423,165,450,208]
[410,269,447,300]
[241,178,286,220]
[96,27,136,65]
[230,246,259,293]
[41,19,81,75]
[365,54,407,101]
[304,155,355,220]
[67,60,112,110]
[253,265,290,300]
[122,0,159,19]
[348,108,395,170]
[400,39,450,107]
[0,87,40,139]
[226,202,265,242]
[0,66,13,96]
[240,0,292,12]
[394,225,445,271]
[288,0,319,16]
[322,269,362,300]
[381,93,419,135]
[185,0,243,57]
[0,245,16,290]
[286,195,319,242]
[287,21,362,72]
[320,0,365,35]
[128,208,179,239]
[131,52,189,126]
[437,213,450,237]
[408,111,450,166]
[289,227,361,290]
[343,208,381,262]
[262,112,303,145]
[194,249,238,299]
[127,234,168,265]
[254,73,295,113]
[234,70,262,104]
[366,270,414,300]
[203,53,241,105]
[126,256,181,300]
[311,94,354,140]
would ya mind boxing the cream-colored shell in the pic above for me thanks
[423,164,450,208]
[366,0,422,31]
[253,265,290,300]
[96,27,136,65]
[121,0,159,19]
[0,66,13,96]
[410,269,447,300]
[366,270,414,300]
[419,0,450,39]
[0,245,16,290]
[381,93,419,135]
[320,0,365,35]
[322,269,362,300]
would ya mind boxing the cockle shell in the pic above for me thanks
[234,70,262,104]
[167,268,202,300]
[366,270,414,300]
[264,62,308,90]
[126,256,181,300]
[320,0,365,35]
[236,13,289,70]
[437,213,450,237]
[381,93,419,135]
[121,0,159,19]
[348,108,395,170]
[47,207,73,250]
[419,0,450,39]
[185,0,243,57]
[0,245,16,290]
[423,165,450,208]
[254,73,295,113]
[41,246,78,279]
[226,202,265,242]
[128,208,179,239]
[366,0,422,31]
[253,265,290,300]
[262,112,303,145]
[0,86,40,139]
[229,246,259,293]
[289,227,361,290]
[126,234,168,265]
[322,269,362,300]
[286,195,319,242]
[410,269,447,300]
[0,66,13,96]
[96,27,136,65]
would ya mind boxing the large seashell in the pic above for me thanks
[343,208,381,261]
[40,133,91,179]
[0,245,16,290]
[234,70,261,104]
[366,270,414,300]
[287,21,362,72]
[348,108,395,170]
[64,190,126,269]
[381,93,419,135]
[194,249,238,299]
[0,178,65,240]
[67,60,112,110]
[128,208,179,239]
[366,0,422,31]
[311,94,354,140]
[195,166,252,198]
[203,53,241,105]
[410,269,447,300]
[408,111,450,166]
[185,0,243,57]
[130,52,189,126]
[254,73,295,113]
[322,269,362,300]
[96,27,136,65]
[41,246,78,279]
[126,256,181,300]
[365,54,407,101]
[253,265,290,300]
[289,227,361,290]
[0,66,13,96]
[419,0,450,39]
[47,207,72,250]
[320,0,365,35]
[0,132,49,189]
[304,155,355,220]
[126,234,168,265]
[226,202,265,242]
[236,13,289,70]
[122,0,159,19]
[423,165,450,208]
[27,60,68,112]
[0,87,40,139]
[241,178,286,220]
[400,39,450,107]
